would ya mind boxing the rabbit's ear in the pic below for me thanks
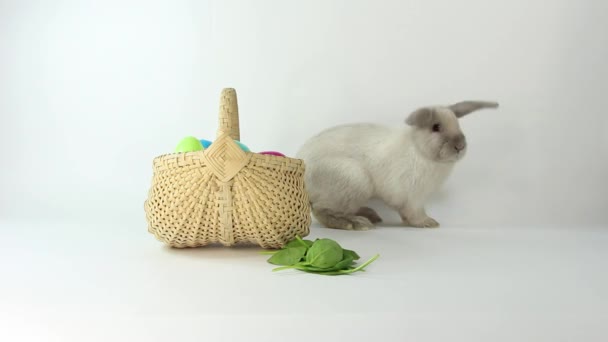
[405,107,434,127]
[449,101,499,118]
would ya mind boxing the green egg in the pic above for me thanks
[175,136,204,153]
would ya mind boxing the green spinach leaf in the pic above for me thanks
[266,236,379,276]
[285,237,313,249]
[305,239,344,268]
[267,246,307,266]
[342,249,360,261]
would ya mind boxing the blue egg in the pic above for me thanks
[199,138,250,152]
[199,139,212,148]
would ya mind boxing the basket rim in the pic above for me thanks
[151,150,305,166]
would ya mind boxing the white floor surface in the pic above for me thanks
[1,219,607,342]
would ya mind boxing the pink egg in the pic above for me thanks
[259,151,285,157]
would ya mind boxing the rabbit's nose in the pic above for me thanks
[453,135,466,152]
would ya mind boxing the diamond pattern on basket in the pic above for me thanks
[202,134,250,182]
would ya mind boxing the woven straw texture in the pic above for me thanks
[144,88,311,248]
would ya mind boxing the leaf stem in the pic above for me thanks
[259,250,278,255]
[272,265,294,272]
[337,254,380,274]
[295,235,309,248]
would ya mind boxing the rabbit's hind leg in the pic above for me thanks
[313,208,374,231]
[305,158,375,230]
[356,206,383,224]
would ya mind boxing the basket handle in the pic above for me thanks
[217,88,240,141]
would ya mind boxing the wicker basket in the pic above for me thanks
[144,88,311,248]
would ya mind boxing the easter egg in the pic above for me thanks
[259,151,285,157]
[199,139,212,149]
[200,139,250,152]
[234,140,250,152]
[175,136,204,153]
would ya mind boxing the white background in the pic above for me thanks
[1,1,607,341]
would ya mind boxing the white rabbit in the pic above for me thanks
[296,101,498,230]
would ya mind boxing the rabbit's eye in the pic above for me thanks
[432,123,441,132]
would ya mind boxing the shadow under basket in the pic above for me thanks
[144,88,311,248]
